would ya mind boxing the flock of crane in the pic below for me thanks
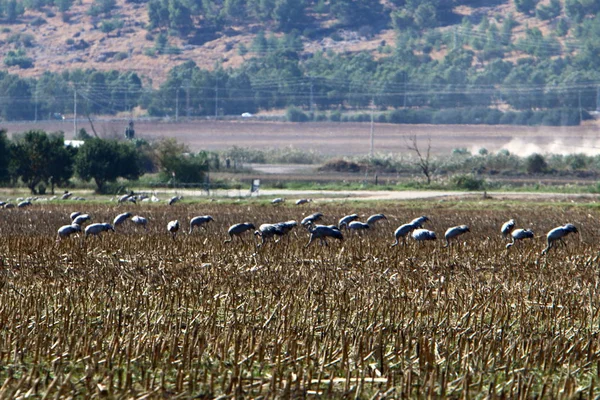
[50,198,580,255]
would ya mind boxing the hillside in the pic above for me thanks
[0,0,570,86]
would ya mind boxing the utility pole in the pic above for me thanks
[73,86,77,137]
[215,77,218,119]
[183,79,190,119]
[175,88,179,122]
[34,86,37,122]
[403,71,407,108]
[596,86,600,112]
[370,97,375,158]
[578,90,582,122]
[309,77,314,114]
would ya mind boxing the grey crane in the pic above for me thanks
[73,214,91,226]
[301,212,323,226]
[412,228,437,242]
[61,191,72,200]
[189,215,214,233]
[366,214,387,226]
[57,223,81,240]
[225,223,256,243]
[338,214,359,229]
[113,212,133,227]
[347,221,370,232]
[305,223,343,247]
[118,194,133,204]
[70,211,82,221]
[391,222,421,247]
[271,197,285,205]
[501,219,516,238]
[254,223,286,247]
[444,225,470,247]
[167,220,180,239]
[409,216,430,228]
[296,198,311,205]
[17,200,32,208]
[85,223,114,237]
[506,228,534,250]
[168,195,183,206]
[542,223,578,255]
[131,215,148,230]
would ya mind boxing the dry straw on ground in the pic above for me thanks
[1,202,599,398]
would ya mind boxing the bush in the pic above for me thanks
[286,106,309,122]
[318,159,363,173]
[4,49,33,69]
[526,153,548,174]
[432,109,463,124]
[450,174,485,190]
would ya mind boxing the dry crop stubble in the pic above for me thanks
[1,202,600,397]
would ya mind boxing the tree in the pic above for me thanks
[11,130,73,194]
[272,0,305,31]
[75,138,141,193]
[0,129,10,184]
[406,135,435,184]
[154,138,207,183]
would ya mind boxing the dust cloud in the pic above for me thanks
[495,137,600,157]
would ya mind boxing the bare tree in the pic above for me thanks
[406,135,435,184]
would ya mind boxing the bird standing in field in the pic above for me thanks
[366,214,387,226]
[444,225,470,247]
[189,215,214,234]
[73,214,91,226]
[57,223,81,241]
[85,223,114,237]
[113,212,132,228]
[305,223,343,247]
[506,228,534,250]
[301,212,323,226]
[225,223,256,244]
[131,215,148,230]
[412,228,437,242]
[167,220,180,239]
[542,223,578,255]
[296,198,311,205]
[61,191,72,200]
[338,214,359,229]
[391,222,421,247]
[501,219,516,238]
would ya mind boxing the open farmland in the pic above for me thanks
[5,120,600,157]
[1,200,600,397]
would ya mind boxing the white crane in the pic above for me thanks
[113,212,132,227]
[224,223,256,243]
[167,220,180,239]
[57,223,81,240]
[338,214,359,229]
[366,214,387,226]
[131,215,148,230]
[85,223,114,237]
[73,214,91,226]
[301,212,323,226]
[305,223,343,247]
[391,222,421,247]
[412,228,436,242]
[296,198,311,205]
[189,215,214,234]
[501,219,516,238]
[542,223,578,255]
[444,225,470,247]
[506,228,534,250]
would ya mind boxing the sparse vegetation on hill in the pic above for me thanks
[1,1,600,124]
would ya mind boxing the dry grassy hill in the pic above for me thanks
[0,0,566,87]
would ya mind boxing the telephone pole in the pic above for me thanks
[370,98,375,158]
[214,77,218,119]
[73,86,77,137]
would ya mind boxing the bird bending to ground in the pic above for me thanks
[131,215,148,230]
[73,214,91,226]
[444,225,470,247]
[409,216,430,228]
[271,197,285,205]
[61,191,72,200]
[17,200,32,208]
[301,212,323,226]
[296,198,311,205]
[57,223,81,240]
[501,219,516,238]
[366,214,387,226]
[412,228,437,242]
[506,228,534,250]
[254,223,286,247]
[70,211,81,221]
[168,196,183,205]
[85,223,114,237]
[189,215,214,233]
[542,223,578,255]
[338,214,359,229]
[113,212,132,228]
[167,220,180,239]
[391,222,420,247]
[305,223,343,247]
[347,221,369,232]
[225,223,256,243]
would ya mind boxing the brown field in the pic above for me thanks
[5,119,600,157]
[1,200,600,397]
